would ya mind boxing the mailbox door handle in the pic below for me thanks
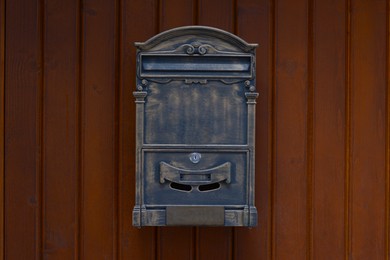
[159,161,231,186]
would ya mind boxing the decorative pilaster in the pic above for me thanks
[245,91,259,226]
[132,91,147,226]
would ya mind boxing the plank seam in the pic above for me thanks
[38,0,45,258]
[307,0,314,258]
[231,228,235,260]
[268,0,275,259]
[117,0,124,259]
[271,0,277,259]
[195,227,199,260]
[156,0,161,33]
[155,227,160,260]
[75,0,81,257]
[193,0,199,25]
[344,0,352,258]
[77,0,84,258]
[0,0,5,258]
[114,0,121,259]
[233,0,237,35]
[386,0,390,259]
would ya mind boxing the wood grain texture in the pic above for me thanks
[158,227,194,260]
[387,0,390,256]
[159,0,194,31]
[0,0,5,258]
[42,0,79,258]
[274,0,309,259]
[197,228,232,260]
[198,0,234,32]
[81,0,118,258]
[312,0,346,259]
[350,0,387,259]
[120,0,158,259]
[235,0,272,259]
[345,0,352,257]
[4,0,43,258]
[2,1,390,259]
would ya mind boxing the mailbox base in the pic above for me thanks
[132,205,257,227]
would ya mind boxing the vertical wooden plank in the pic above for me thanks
[312,0,346,259]
[196,1,234,259]
[159,0,194,30]
[42,0,79,258]
[387,1,390,258]
[157,1,195,260]
[197,228,232,260]
[4,0,43,259]
[345,0,352,257]
[307,2,314,259]
[119,0,157,259]
[198,0,234,32]
[81,0,118,258]
[350,0,387,259]
[274,0,308,259]
[158,227,194,260]
[235,0,272,259]
[0,0,5,258]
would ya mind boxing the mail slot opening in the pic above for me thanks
[140,55,252,78]
[170,182,192,192]
[198,183,221,192]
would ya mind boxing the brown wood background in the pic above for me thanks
[1,0,390,259]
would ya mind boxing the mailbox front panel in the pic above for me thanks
[143,150,248,205]
[144,81,248,144]
[133,26,258,227]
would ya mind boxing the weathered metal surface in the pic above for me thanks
[166,206,225,226]
[133,26,258,227]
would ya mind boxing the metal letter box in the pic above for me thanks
[133,26,258,227]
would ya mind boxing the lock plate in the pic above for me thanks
[189,152,201,163]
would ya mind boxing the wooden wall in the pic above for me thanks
[1,0,389,259]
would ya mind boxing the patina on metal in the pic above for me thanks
[133,26,259,227]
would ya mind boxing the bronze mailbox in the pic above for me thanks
[133,26,258,227]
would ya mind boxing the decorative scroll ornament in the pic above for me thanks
[185,42,208,55]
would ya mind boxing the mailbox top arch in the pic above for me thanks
[135,26,258,52]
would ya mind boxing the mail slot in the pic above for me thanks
[133,26,259,227]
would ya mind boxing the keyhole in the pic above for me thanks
[189,152,201,163]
